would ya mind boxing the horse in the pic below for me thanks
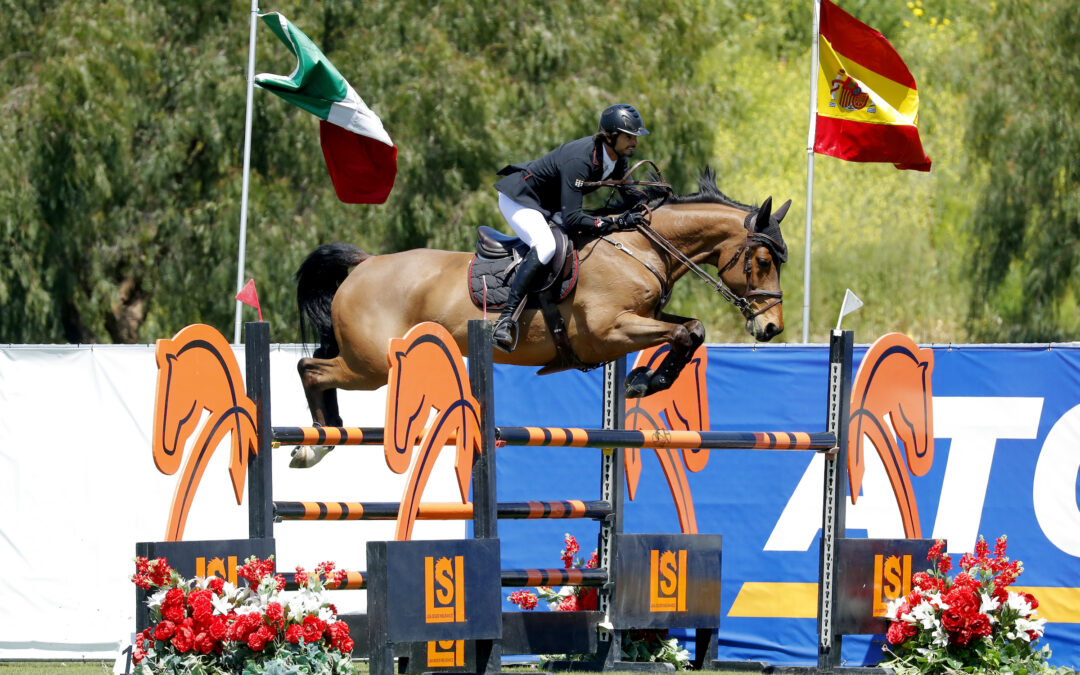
[293,170,790,447]
[624,343,710,534]
[152,324,258,541]
[847,333,935,538]
[383,323,482,540]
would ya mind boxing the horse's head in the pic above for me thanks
[645,169,788,342]
[720,196,790,342]
[152,338,200,475]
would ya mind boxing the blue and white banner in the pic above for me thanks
[491,342,1080,668]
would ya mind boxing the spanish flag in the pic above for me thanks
[814,0,931,171]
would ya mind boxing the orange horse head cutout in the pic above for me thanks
[624,344,709,534]
[848,333,935,538]
[384,323,482,541]
[152,324,258,541]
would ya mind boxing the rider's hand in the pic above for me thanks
[594,218,615,235]
[614,210,646,229]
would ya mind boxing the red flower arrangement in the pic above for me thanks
[506,534,689,669]
[879,535,1057,675]
[131,555,356,674]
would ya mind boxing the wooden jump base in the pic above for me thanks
[239,320,857,674]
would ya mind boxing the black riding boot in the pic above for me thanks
[492,248,545,352]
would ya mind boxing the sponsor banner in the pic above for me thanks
[492,343,1080,667]
[612,533,722,629]
[366,538,501,643]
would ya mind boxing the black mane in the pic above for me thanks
[642,166,788,264]
[644,166,756,211]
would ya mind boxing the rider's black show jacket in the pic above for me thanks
[494,135,628,233]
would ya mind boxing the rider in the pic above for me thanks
[491,103,651,352]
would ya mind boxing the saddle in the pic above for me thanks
[467,224,578,311]
[468,221,595,374]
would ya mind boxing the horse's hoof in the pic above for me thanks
[289,444,334,468]
[624,367,654,399]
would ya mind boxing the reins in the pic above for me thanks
[586,160,783,319]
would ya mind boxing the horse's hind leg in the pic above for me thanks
[292,355,354,468]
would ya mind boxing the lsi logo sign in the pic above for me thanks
[873,554,912,617]
[649,549,687,612]
[427,640,464,668]
[196,555,239,586]
[425,556,465,623]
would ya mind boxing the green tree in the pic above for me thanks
[0,0,731,343]
[964,2,1080,341]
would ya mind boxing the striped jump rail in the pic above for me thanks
[495,427,837,451]
[282,568,606,591]
[282,570,367,591]
[272,426,458,447]
[275,500,613,521]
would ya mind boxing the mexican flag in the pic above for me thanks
[255,12,397,204]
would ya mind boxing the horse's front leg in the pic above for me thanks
[609,312,704,398]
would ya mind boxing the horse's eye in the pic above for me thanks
[756,256,771,270]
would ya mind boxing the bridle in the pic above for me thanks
[631,208,783,320]
[586,160,784,321]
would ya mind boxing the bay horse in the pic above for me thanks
[293,171,790,447]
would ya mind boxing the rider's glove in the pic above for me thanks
[595,210,645,234]
[613,210,646,229]
[593,217,616,235]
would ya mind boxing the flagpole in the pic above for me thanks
[234,0,260,344]
[803,0,822,344]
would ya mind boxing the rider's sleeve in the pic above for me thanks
[559,157,601,233]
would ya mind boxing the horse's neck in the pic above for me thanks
[649,205,747,280]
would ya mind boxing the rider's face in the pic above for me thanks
[612,132,638,159]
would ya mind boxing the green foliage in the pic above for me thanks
[0,0,1076,345]
[962,2,1080,341]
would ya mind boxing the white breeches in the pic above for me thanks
[498,193,556,264]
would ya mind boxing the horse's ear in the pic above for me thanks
[755,197,773,231]
[773,199,792,224]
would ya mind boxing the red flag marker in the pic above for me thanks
[235,279,263,321]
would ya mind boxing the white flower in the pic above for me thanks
[147,587,169,612]
[319,606,336,623]
[1009,617,1047,641]
[930,624,950,648]
[288,589,324,617]
[884,596,905,620]
[979,592,1001,619]
[211,592,234,616]
[911,600,940,631]
[1006,591,1034,617]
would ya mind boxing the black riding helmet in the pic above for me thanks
[598,104,650,136]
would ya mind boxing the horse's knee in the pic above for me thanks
[686,320,705,346]
[670,324,694,351]
[298,358,332,391]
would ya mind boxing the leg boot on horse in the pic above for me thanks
[493,248,545,352]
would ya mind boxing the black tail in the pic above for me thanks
[296,243,370,358]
